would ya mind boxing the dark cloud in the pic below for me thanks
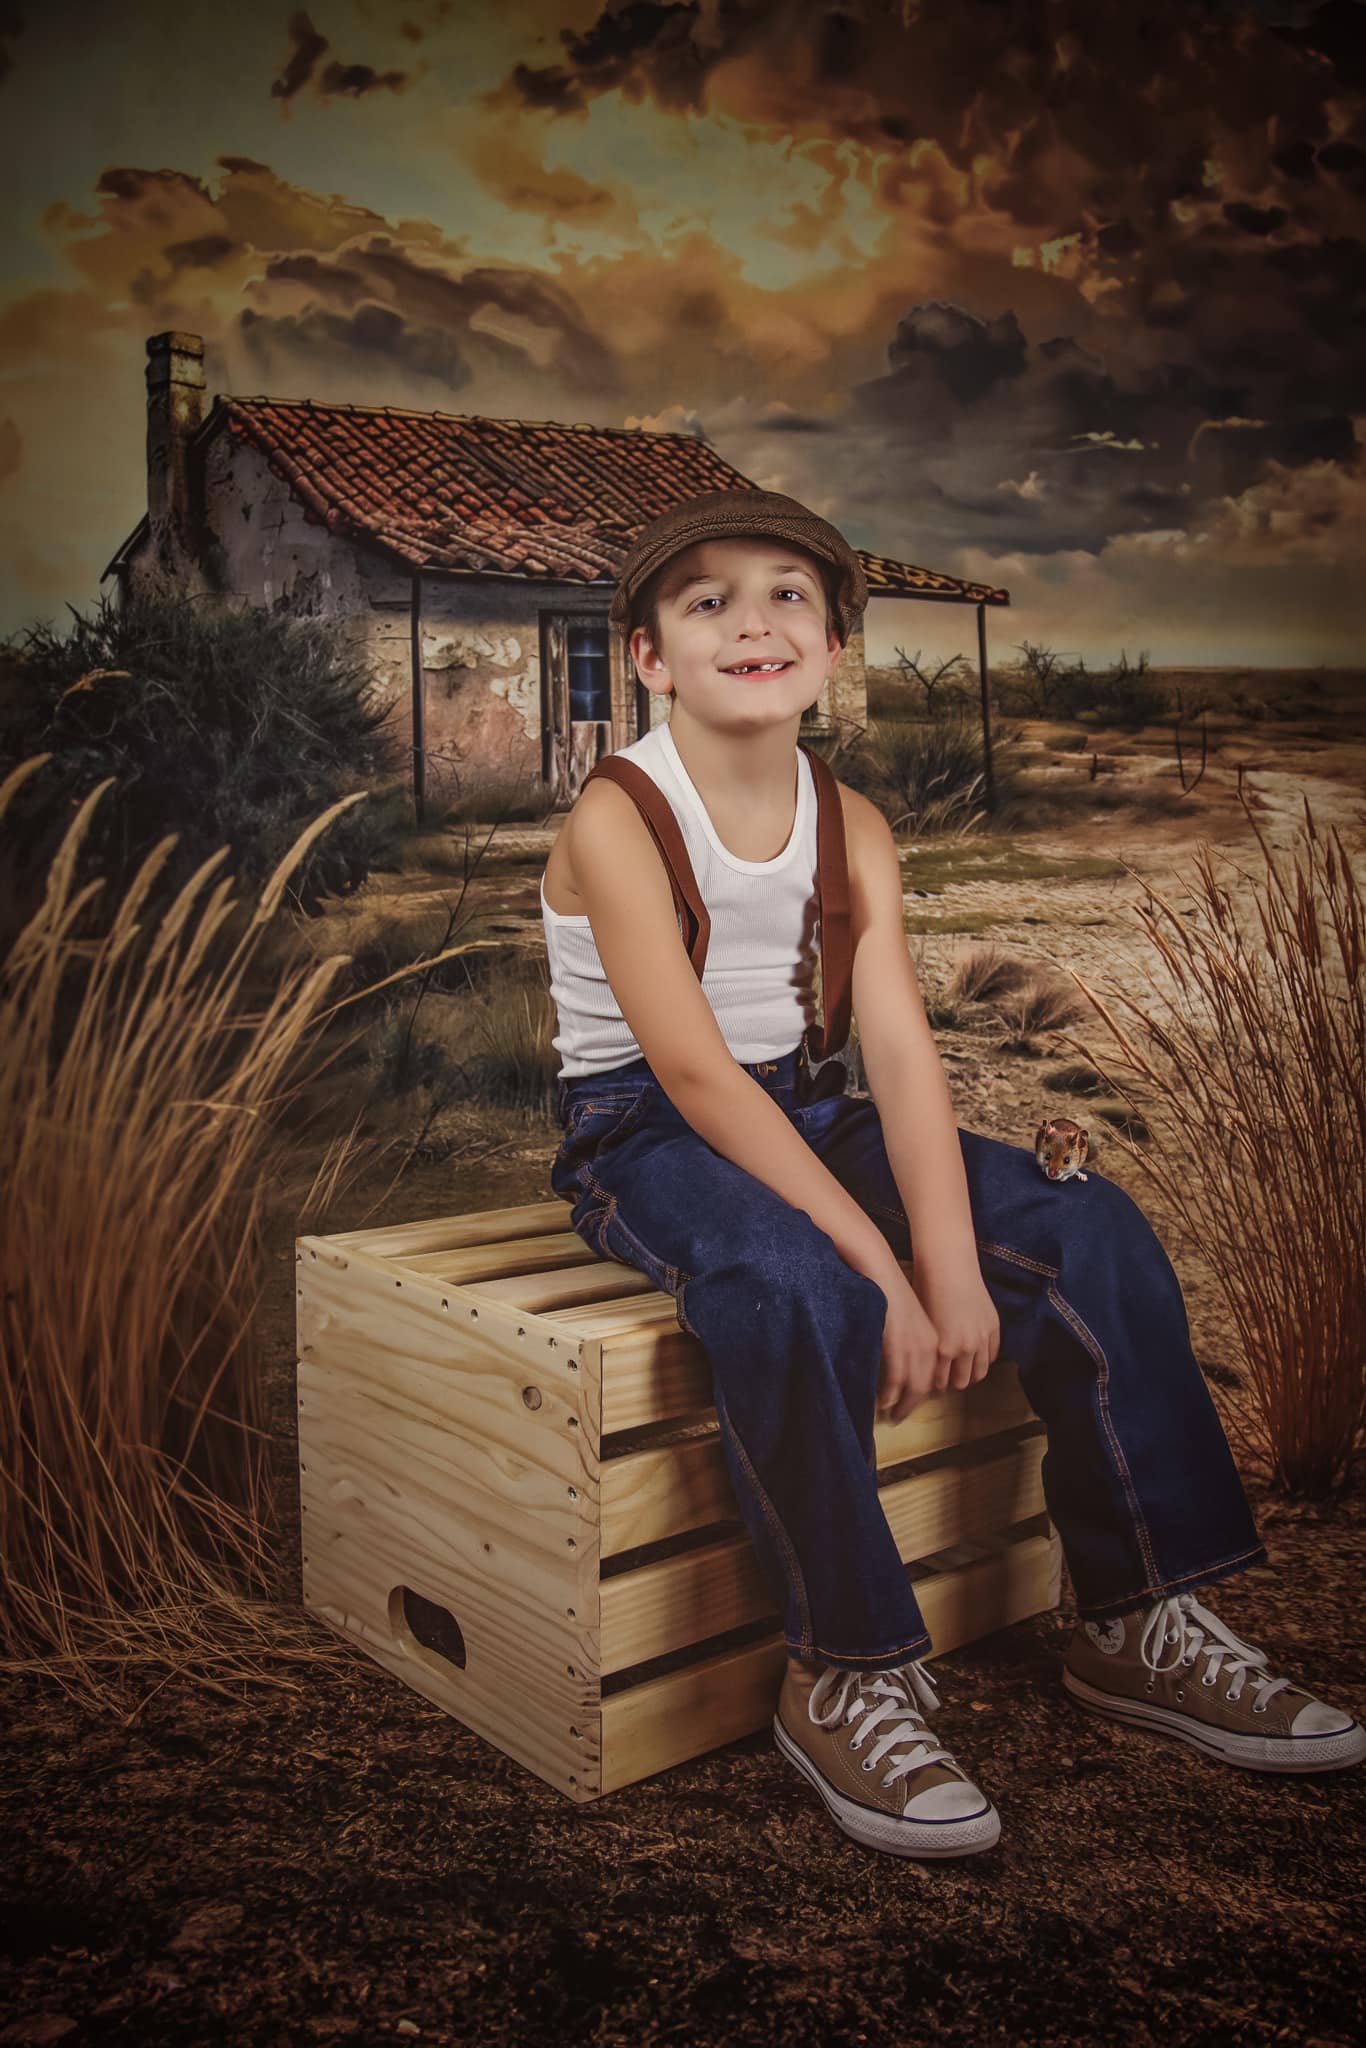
[271,9,409,104]
[493,1,1362,269]
[1271,0,1366,93]
[317,60,408,97]
[1188,415,1358,496]
[881,304,1029,408]
[754,411,835,433]
[0,0,20,89]
[164,234,242,271]
[743,290,1361,566]
[246,235,620,400]
[1224,201,1290,234]
[262,252,369,304]
[95,166,211,207]
[239,300,473,391]
[1317,139,1366,193]
[504,1,712,117]
[271,9,328,102]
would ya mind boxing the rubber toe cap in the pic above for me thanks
[904,1778,991,1821]
[1291,1700,1355,1737]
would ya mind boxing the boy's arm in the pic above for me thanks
[843,789,981,1278]
[568,779,907,1287]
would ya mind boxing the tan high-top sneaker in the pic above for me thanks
[1063,1591,1366,1773]
[773,1657,1001,1858]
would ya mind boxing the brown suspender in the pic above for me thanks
[579,740,852,1063]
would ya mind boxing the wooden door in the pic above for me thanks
[540,609,642,802]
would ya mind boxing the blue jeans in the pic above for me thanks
[550,1042,1268,1674]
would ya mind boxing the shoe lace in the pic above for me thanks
[807,1660,961,1786]
[1140,1592,1292,1709]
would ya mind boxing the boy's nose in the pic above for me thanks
[732,587,775,629]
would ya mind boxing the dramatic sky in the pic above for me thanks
[3,0,1365,665]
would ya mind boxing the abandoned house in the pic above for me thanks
[103,330,1010,814]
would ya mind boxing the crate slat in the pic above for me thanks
[599,1436,1045,1673]
[598,1526,1062,1797]
[325,1200,571,1258]
[600,1372,1040,1554]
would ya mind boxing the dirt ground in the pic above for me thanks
[4,690,1366,2046]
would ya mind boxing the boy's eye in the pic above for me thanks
[689,587,807,612]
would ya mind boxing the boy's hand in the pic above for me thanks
[868,1257,1000,1425]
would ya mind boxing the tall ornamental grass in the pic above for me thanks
[1056,787,1364,1497]
[0,754,485,1714]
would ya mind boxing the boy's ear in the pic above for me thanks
[630,624,670,686]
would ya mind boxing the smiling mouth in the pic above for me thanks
[721,660,794,676]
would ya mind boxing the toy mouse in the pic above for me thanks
[1035,1115,1090,1182]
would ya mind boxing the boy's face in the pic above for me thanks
[628,537,842,722]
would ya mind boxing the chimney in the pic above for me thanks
[145,331,205,561]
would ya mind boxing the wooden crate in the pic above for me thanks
[296,1199,1061,1803]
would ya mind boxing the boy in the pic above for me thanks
[540,486,1364,1860]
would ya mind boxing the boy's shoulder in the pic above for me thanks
[562,729,665,883]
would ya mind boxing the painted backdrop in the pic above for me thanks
[2,0,1364,666]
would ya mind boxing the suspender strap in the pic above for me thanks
[802,741,852,1063]
[579,738,852,1062]
[578,756,712,975]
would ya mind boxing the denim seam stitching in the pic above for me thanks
[912,1214,1166,1597]
[1044,1280,1164,1592]
[976,1237,1058,1278]
[808,1630,933,1666]
[579,1164,681,1294]
[872,1202,1063,1280]
[712,1383,816,1661]
[1074,1539,1269,1619]
[675,1271,699,1336]
[605,1204,682,1295]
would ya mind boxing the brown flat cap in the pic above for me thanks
[607,486,868,645]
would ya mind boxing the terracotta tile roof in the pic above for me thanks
[856,547,1009,607]
[105,395,1009,605]
[221,398,749,584]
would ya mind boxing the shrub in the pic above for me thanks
[994,648,1170,730]
[0,588,408,932]
[839,709,1030,837]
[991,975,1091,1049]
[947,942,1032,1006]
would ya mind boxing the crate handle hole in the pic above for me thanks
[389,1586,467,1671]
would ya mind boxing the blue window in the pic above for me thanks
[567,619,611,722]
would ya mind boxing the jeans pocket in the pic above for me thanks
[554,1088,657,1243]
[561,1087,655,1156]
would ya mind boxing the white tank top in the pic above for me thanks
[540,719,820,1079]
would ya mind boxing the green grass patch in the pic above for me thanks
[899,836,1128,890]
[905,911,1009,935]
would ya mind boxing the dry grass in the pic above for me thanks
[1053,784,1365,1497]
[946,942,1032,1006]
[990,977,1092,1046]
[0,753,492,1717]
